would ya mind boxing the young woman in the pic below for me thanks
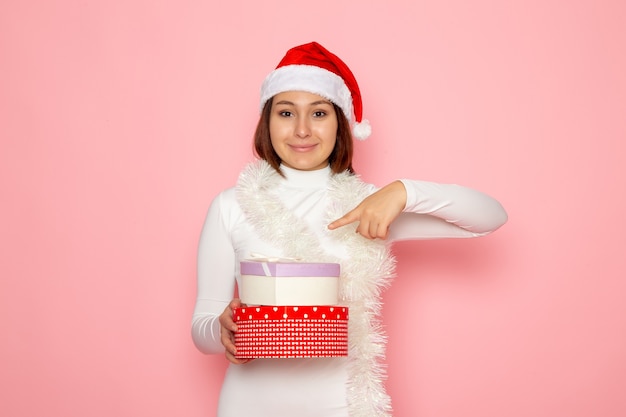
[192,42,507,417]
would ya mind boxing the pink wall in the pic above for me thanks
[1,0,625,416]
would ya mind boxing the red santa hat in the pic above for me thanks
[260,42,371,140]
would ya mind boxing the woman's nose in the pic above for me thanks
[295,116,311,138]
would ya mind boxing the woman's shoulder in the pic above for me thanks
[210,186,238,208]
[203,186,247,230]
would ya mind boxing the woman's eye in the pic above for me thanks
[279,111,292,117]
[313,111,326,117]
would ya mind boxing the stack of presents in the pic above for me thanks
[234,259,348,359]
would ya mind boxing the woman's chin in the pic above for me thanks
[282,159,329,171]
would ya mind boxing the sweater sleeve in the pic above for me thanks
[388,179,508,241]
[191,190,238,354]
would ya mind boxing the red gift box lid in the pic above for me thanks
[234,305,348,321]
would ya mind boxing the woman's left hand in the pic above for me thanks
[328,180,407,240]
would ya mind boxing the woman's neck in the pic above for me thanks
[280,164,331,187]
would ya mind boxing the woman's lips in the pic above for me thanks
[289,144,318,152]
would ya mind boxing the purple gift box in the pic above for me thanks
[240,260,340,306]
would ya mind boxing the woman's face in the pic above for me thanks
[269,91,338,171]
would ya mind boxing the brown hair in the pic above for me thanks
[253,98,355,175]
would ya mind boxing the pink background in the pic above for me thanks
[1,0,625,416]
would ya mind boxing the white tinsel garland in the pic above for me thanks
[236,160,396,417]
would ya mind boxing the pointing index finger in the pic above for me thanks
[327,210,359,230]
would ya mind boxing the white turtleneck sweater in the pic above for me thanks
[192,164,507,417]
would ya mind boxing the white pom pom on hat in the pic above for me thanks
[352,119,371,140]
[260,42,371,140]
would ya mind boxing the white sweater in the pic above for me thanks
[192,164,507,417]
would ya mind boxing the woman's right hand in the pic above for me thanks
[219,298,252,364]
